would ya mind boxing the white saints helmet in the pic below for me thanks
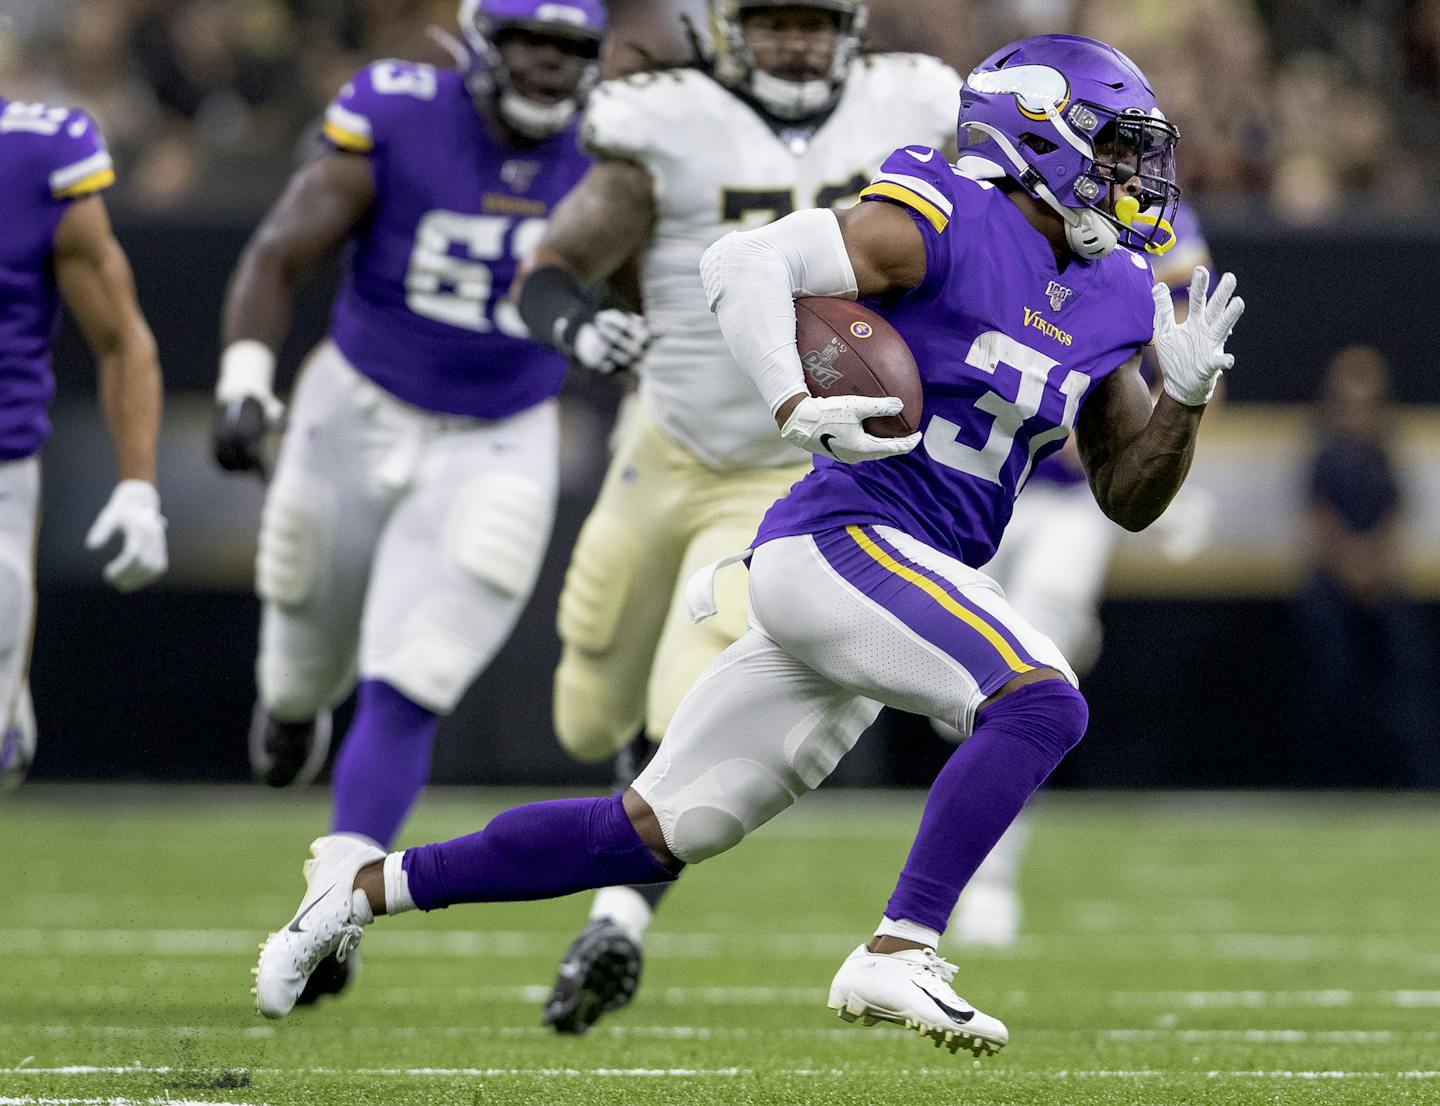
[711,0,867,120]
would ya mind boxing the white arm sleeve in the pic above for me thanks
[699,208,859,416]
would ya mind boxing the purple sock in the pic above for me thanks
[330,679,439,849]
[886,680,1088,933]
[401,793,676,911]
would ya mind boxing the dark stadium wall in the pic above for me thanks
[27,214,1440,787]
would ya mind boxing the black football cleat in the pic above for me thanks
[249,703,333,788]
[295,949,359,1006]
[542,917,643,1035]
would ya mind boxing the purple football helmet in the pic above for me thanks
[957,34,1180,260]
[458,0,607,138]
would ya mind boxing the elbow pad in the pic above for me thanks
[699,209,859,415]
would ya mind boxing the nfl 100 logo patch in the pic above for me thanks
[1045,280,1073,312]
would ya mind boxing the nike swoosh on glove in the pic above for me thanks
[571,309,651,374]
[85,479,168,592]
[1152,267,1245,407]
[780,395,920,464]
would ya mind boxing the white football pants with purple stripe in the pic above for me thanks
[633,524,1075,864]
[255,342,558,719]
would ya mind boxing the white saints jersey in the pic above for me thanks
[583,54,961,470]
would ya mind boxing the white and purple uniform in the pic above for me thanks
[0,98,114,761]
[0,98,114,459]
[629,150,1154,866]
[256,62,587,724]
[752,148,1153,694]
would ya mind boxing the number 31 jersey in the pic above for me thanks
[583,55,959,470]
[323,61,590,419]
[756,149,1157,567]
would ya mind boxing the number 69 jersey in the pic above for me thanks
[583,55,960,470]
[756,149,1156,567]
[322,61,590,419]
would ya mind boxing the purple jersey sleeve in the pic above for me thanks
[0,102,115,203]
[323,60,441,158]
[858,146,959,297]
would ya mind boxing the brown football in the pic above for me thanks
[794,297,922,437]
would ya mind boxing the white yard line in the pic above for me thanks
[11,1066,1440,1080]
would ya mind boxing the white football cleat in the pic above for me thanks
[948,881,1021,949]
[827,944,1008,1056]
[253,835,384,1019]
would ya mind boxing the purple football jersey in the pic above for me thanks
[322,61,590,418]
[756,147,1155,567]
[0,99,115,460]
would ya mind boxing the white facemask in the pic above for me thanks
[497,89,578,138]
[747,69,836,120]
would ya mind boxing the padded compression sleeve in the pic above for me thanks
[699,208,859,416]
[516,265,596,354]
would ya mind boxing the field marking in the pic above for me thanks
[13,1066,1440,1081]
[0,1099,256,1106]
[5,1024,1439,1046]
[9,928,1440,967]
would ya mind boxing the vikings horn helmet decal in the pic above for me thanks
[957,34,1180,260]
[458,0,606,138]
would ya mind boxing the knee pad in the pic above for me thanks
[553,658,640,762]
[556,513,643,654]
[648,752,797,864]
[258,656,341,723]
[447,473,554,598]
[257,475,329,608]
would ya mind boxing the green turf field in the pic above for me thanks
[4,786,1440,1105]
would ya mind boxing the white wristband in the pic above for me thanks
[217,340,277,403]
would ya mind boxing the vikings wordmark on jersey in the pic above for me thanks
[321,60,590,418]
[757,146,1156,569]
[581,54,960,470]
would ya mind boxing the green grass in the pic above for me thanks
[3,786,1440,1105]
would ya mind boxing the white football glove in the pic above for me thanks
[1152,267,1245,407]
[571,309,651,374]
[780,394,920,464]
[85,480,168,593]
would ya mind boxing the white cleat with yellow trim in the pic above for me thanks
[253,834,383,1019]
[827,944,1008,1057]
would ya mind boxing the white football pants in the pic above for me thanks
[255,342,558,719]
[0,457,38,736]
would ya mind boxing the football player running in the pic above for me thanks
[253,34,1243,1058]
[0,98,168,789]
[511,0,959,1032]
[942,201,1216,948]
[220,0,602,1001]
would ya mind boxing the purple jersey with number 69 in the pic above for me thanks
[755,147,1157,567]
[0,98,115,460]
[322,61,590,418]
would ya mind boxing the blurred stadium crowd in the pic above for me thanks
[3,0,1439,218]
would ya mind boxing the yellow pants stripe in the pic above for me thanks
[845,525,1034,674]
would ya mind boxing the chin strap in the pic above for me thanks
[498,90,578,138]
[747,69,836,120]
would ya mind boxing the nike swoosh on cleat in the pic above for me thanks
[288,884,336,933]
[819,433,838,456]
[913,982,975,1024]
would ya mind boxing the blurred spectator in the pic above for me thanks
[0,0,1436,215]
[1293,346,1440,787]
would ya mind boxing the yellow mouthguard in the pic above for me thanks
[1114,195,1176,256]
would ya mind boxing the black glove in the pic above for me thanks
[211,396,273,475]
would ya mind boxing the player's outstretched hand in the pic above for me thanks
[85,480,168,592]
[211,394,282,475]
[571,309,651,374]
[1152,267,1245,407]
[781,395,920,464]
